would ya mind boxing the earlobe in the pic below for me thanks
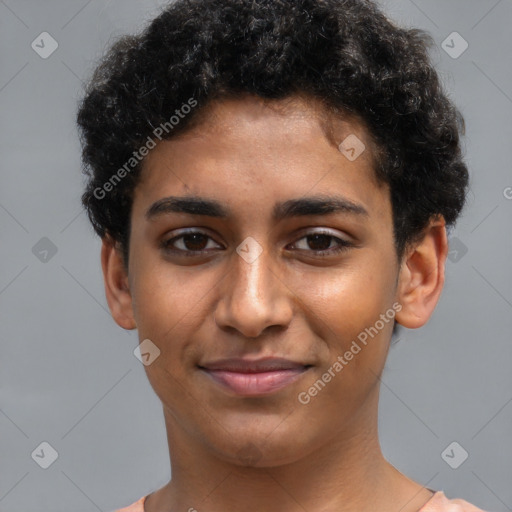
[101,236,137,330]
[394,217,448,329]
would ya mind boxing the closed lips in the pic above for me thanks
[198,358,311,373]
[198,358,312,396]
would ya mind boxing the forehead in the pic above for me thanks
[134,94,389,222]
[188,93,366,143]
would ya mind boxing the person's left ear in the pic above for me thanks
[394,216,448,329]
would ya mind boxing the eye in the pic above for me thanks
[160,229,353,258]
[288,230,353,256]
[160,230,223,256]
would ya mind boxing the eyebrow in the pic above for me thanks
[145,194,369,222]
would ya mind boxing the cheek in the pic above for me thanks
[298,258,396,340]
[131,256,212,333]
[293,253,397,403]
[129,266,208,409]
[128,266,208,390]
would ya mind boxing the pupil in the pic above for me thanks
[184,234,207,251]
[308,234,331,251]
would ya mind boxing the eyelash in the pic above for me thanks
[160,229,353,257]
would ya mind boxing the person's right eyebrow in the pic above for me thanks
[145,194,369,222]
[145,196,229,220]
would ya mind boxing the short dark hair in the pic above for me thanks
[77,0,469,268]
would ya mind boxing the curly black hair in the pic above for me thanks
[77,0,469,269]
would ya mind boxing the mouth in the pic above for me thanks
[198,357,312,396]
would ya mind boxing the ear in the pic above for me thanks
[101,235,137,330]
[394,216,448,329]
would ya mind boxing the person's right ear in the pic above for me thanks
[100,235,137,330]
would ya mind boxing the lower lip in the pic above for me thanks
[201,368,309,396]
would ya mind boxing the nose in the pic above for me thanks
[213,244,294,338]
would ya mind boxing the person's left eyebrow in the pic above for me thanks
[145,194,369,222]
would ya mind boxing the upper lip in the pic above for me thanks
[199,357,310,373]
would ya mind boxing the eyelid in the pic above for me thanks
[292,227,351,242]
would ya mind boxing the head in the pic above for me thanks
[77,0,468,466]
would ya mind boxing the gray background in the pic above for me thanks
[0,0,511,511]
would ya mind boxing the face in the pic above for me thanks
[103,94,442,467]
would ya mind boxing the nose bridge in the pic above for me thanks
[234,242,272,303]
[214,238,292,337]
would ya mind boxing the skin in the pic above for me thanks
[102,94,448,512]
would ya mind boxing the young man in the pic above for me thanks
[77,1,486,511]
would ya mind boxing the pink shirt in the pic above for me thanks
[114,490,488,511]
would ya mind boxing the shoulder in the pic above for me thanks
[420,491,488,512]
[114,491,489,512]
[113,495,147,512]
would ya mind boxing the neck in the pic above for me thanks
[145,389,432,512]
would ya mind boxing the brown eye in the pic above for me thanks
[289,230,353,256]
[161,230,222,255]
[304,234,334,251]
[178,233,209,251]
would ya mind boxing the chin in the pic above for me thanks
[206,425,319,468]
